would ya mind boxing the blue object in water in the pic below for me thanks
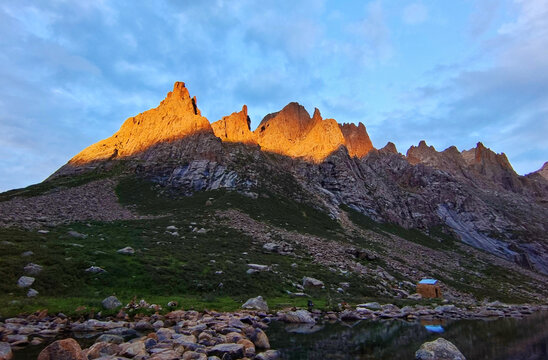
[419,278,438,285]
[424,325,445,333]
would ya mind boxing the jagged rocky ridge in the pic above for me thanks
[51,82,548,274]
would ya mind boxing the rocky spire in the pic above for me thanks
[68,82,212,164]
[406,140,438,165]
[535,161,548,180]
[339,122,374,158]
[212,105,257,145]
[462,142,516,173]
[380,142,398,154]
[254,102,345,162]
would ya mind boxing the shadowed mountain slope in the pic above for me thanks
[4,82,548,282]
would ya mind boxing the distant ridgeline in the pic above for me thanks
[41,82,548,275]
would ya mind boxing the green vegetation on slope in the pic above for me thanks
[0,162,129,202]
[0,177,374,318]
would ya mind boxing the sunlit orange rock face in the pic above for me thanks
[211,105,257,145]
[254,103,348,162]
[339,122,374,158]
[254,103,317,154]
[68,82,377,165]
[68,82,212,164]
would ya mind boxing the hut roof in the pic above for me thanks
[419,278,438,285]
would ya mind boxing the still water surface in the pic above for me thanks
[268,312,548,360]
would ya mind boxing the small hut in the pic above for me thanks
[417,278,442,299]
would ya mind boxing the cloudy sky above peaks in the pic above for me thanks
[1,0,547,191]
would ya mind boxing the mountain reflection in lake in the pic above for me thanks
[267,311,548,360]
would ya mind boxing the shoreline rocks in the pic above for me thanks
[1,302,546,359]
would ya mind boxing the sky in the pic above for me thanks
[1,0,547,191]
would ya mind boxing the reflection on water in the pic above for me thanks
[267,311,548,360]
[422,319,445,333]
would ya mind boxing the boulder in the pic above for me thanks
[283,310,315,323]
[262,243,279,252]
[119,340,146,357]
[207,343,244,358]
[101,296,122,310]
[359,302,381,310]
[242,296,269,311]
[24,263,43,275]
[68,231,87,239]
[237,338,256,357]
[17,276,35,288]
[415,338,466,360]
[95,334,124,344]
[182,351,207,360]
[302,276,324,288]
[85,266,106,273]
[248,264,270,271]
[84,341,120,359]
[256,350,281,360]
[134,320,154,331]
[250,328,270,349]
[5,335,28,346]
[27,288,39,297]
[0,342,12,360]
[117,246,135,255]
[37,338,85,360]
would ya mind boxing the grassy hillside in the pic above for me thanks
[0,176,545,318]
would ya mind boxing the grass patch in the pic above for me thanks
[0,162,128,202]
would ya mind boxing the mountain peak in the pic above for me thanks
[380,141,398,154]
[339,122,374,158]
[406,140,437,164]
[211,104,256,145]
[66,81,212,166]
[533,161,548,180]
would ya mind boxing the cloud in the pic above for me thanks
[402,2,428,25]
[346,1,393,65]
[1,0,546,192]
[468,0,500,37]
[372,0,548,174]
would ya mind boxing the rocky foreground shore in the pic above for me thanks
[0,299,546,360]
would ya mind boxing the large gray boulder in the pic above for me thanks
[302,276,324,288]
[24,263,43,275]
[242,296,269,311]
[117,247,135,255]
[282,310,315,323]
[256,350,281,360]
[17,276,35,288]
[85,266,106,273]
[101,296,122,310]
[415,338,466,360]
[207,343,244,358]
